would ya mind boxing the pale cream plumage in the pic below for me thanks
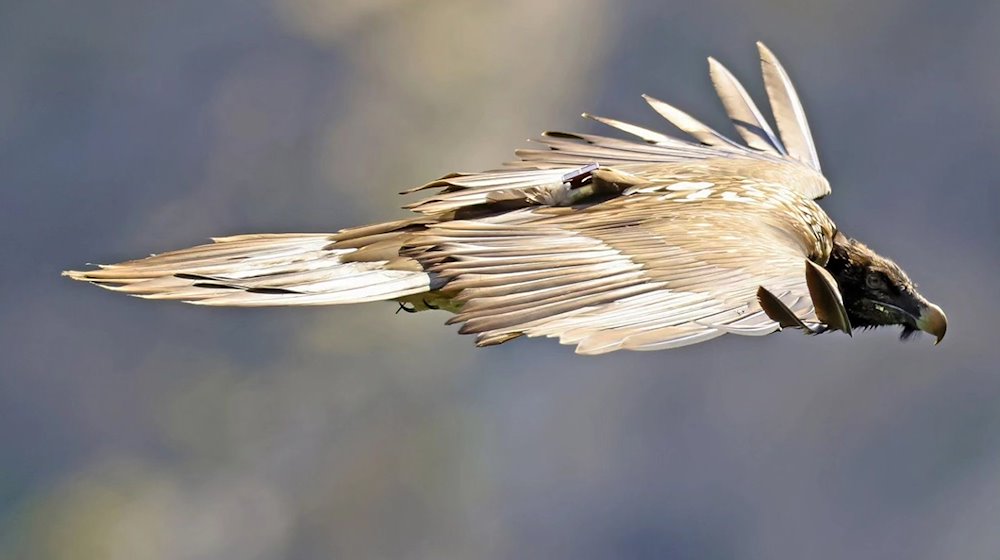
[66,42,858,354]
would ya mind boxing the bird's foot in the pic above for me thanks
[561,163,600,189]
[396,302,417,314]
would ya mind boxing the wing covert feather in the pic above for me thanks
[415,195,839,353]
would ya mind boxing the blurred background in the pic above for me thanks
[3,0,999,558]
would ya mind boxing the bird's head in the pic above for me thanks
[825,234,947,343]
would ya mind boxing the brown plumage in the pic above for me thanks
[64,42,947,354]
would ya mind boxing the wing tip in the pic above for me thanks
[803,260,852,335]
[706,55,723,73]
[63,268,93,281]
[755,41,822,172]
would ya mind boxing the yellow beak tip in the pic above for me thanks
[916,302,947,346]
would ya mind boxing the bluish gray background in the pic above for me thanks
[2,0,999,558]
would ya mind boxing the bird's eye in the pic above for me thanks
[866,273,886,290]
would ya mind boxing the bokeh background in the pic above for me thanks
[3,0,1000,558]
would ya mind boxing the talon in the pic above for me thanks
[423,298,439,310]
[562,162,600,189]
[396,302,416,314]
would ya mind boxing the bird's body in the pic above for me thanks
[65,43,947,353]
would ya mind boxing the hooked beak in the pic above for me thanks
[915,301,947,344]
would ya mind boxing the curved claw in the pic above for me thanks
[396,302,417,314]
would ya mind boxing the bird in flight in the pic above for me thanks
[65,43,947,354]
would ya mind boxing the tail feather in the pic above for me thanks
[64,232,434,306]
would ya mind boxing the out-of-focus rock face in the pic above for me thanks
[3,0,999,559]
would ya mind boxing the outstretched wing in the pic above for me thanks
[62,222,439,306]
[405,42,829,216]
[413,192,846,354]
